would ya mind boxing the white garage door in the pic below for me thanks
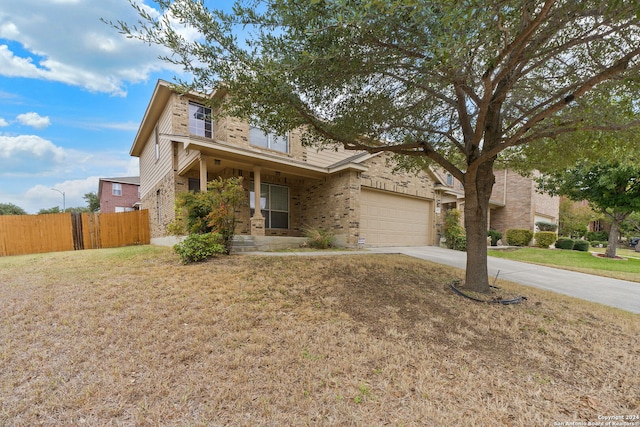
[359,189,432,246]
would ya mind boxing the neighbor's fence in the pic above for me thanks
[0,210,150,256]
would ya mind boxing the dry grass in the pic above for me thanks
[1,246,638,426]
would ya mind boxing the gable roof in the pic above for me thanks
[130,80,173,157]
[99,176,140,186]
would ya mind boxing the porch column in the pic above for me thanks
[251,167,265,236]
[199,155,208,192]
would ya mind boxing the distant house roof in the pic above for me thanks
[100,176,140,186]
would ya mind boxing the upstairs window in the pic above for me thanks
[189,101,212,138]
[112,183,122,196]
[250,126,288,153]
[446,173,453,186]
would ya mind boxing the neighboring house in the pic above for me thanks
[98,177,141,213]
[130,79,558,248]
[130,80,440,247]
[433,168,559,242]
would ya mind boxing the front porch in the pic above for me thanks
[170,135,365,246]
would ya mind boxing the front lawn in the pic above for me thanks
[1,246,638,425]
[488,247,640,283]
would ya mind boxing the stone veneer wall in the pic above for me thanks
[359,154,435,199]
[301,171,360,246]
[143,169,178,239]
[216,112,306,160]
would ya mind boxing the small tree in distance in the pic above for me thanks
[0,203,27,215]
[84,192,100,212]
[537,161,640,258]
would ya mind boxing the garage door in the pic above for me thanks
[359,189,432,246]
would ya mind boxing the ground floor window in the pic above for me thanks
[188,178,200,192]
[250,182,289,229]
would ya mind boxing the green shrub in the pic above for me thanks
[443,209,466,251]
[453,235,466,251]
[586,231,608,242]
[305,227,335,249]
[535,221,558,232]
[555,238,575,250]
[173,233,225,264]
[572,240,590,252]
[169,177,245,254]
[487,230,502,246]
[534,231,557,248]
[505,229,533,246]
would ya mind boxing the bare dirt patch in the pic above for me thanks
[1,246,638,426]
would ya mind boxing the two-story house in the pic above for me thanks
[433,168,559,242]
[131,80,558,249]
[98,176,141,213]
[130,80,441,248]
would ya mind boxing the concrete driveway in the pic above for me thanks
[369,246,640,314]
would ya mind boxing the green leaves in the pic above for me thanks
[538,160,640,216]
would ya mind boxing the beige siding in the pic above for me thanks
[176,142,200,174]
[305,145,365,168]
[139,97,175,199]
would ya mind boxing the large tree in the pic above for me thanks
[114,0,640,292]
[538,161,640,258]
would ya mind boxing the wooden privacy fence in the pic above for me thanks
[0,210,150,257]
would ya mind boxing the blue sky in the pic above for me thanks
[0,0,209,213]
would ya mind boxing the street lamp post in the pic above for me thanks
[51,188,65,212]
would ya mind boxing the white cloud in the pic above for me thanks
[0,0,184,96]
[0,134,66,175]
[126,157,140,176]
[24,176,100,212]
[16,112,51,129]
[0,118,8,127]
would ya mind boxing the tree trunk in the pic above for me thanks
[462,161,496,293]
[605,221,619,258]
[604,212,629,258]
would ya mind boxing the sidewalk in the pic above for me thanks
[243,246,640,314]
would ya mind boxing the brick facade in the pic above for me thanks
[98,178,140,213]
[490,169,559,238]
[142,171,178,239]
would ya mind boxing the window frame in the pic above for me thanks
[112,183,122,196]
[249,125,289,153]
[250,182,289,229]
[188,101,213,138]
